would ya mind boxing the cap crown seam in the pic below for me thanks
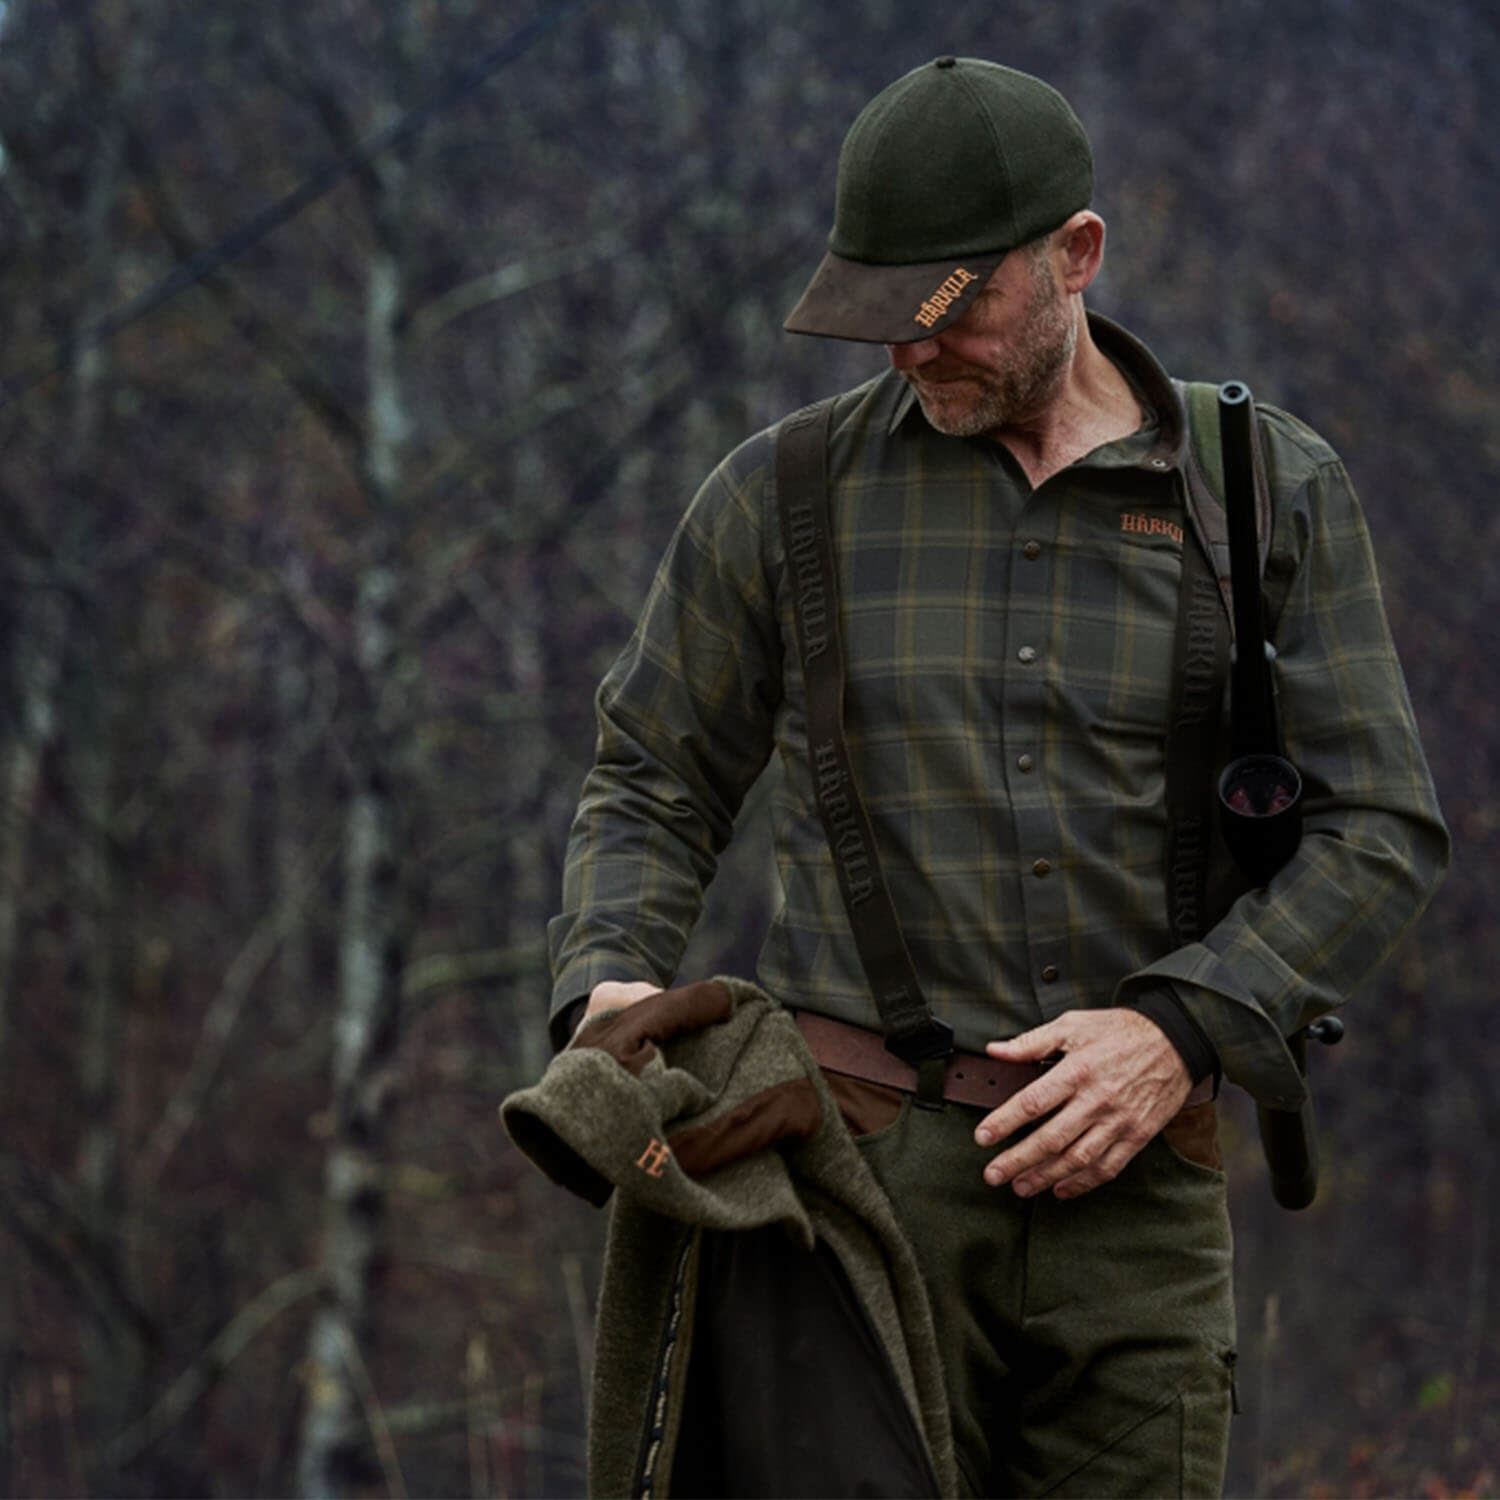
[951,67,1016,252]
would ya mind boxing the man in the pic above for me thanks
[546,58,1448,1496]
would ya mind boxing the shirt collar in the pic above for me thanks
[886,310,1189,473]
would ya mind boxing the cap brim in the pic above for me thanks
[783,248,1005,343]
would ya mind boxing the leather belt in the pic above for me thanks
[795,1010,1214,1111]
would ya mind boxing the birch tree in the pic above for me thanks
[295,4,423,1490]
[0,3,157,1489]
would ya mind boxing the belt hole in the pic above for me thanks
[954,1069,965,1080]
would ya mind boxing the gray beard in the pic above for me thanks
[907,285,1078,439]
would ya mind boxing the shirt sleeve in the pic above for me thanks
[545,434,781,1037]
[1115,422,1450,1108]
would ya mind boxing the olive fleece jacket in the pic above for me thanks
[500,977,957,1499]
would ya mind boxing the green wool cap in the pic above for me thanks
[785,57,1094,344]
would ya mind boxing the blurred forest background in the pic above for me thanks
[0,0,1494,1495]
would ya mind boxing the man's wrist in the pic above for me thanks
[1128,987,1221,1091]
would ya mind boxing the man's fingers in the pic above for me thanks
[974,1068,1075,1149]
[980,1097,1095,1184]
[992,1115,1148,1199]
[975,1007,1194,1198]
[1005,1122,1120,1197]
[1051,1136,1144,1200]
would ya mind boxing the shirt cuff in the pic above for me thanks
[1128,985,1221,1092]
[550,996,589,1054]
[1114,953,1309,1109]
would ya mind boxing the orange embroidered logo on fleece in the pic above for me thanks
[635,1138,673,1178]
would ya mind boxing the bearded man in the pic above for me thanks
[545,57,1447,1497]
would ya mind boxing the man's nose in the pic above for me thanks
[886,336,941,372]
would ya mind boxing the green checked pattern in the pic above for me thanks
[548,316,1448,1109]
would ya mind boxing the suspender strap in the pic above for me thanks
[775,404,954,1082]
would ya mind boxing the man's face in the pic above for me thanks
[886,247,1076,438]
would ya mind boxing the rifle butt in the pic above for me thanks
[1256,1096,1321,1210]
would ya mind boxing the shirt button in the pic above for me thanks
[1023,540,1042,560]
[1017,753,1035,773]
[1041,965,1060,983]
[1032,858,1052,878]
[1017,645,1037,664]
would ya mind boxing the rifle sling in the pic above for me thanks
[774,403,953,1077]
[1165,467,1232,946]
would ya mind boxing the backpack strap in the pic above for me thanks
[774,403,953,1094]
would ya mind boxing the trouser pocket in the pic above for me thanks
[1161,1101,1223,1174]
[825,1068,909,1140]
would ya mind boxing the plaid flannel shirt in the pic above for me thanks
[549,315,1448,1107]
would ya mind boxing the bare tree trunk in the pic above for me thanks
[68,644,151,1486]
[503,555,552,1085]
[0,587,68,1047]
[70,679,121,1214]
[65,14,153,1481]
[0,5,152,1487]
[272,623,317,1031]
[0,1268,15,1495]
[298,36,417,1495]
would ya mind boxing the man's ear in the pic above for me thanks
[1055,210,1106,295]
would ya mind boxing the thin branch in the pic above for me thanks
[1,0,599,411]
[255,23,384,227]
[118,497,359,692]
[409,232,626,345]
[105,1267,326,1466]
[466,1331,495,1499]
[401,943,547,1004]
[400,1243,535,1282]
[140,821,342,1182]
[333,1322,408,1500]
[122,121,366,469]
[0,477,60,570]
[561,1252,594,1402]
[405,350,700,645]
[343,1397,584,1460]
[0,1155,156,1352]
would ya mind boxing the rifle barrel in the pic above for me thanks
[1219,382,1276,756]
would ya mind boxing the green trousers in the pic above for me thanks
[854,1095,1236,1498]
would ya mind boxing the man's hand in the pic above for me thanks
[582,979,663,1025]
[974,1008,1191,1200]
